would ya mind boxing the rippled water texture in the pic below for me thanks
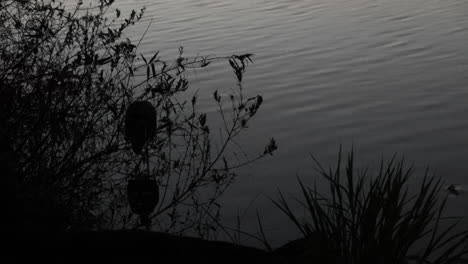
[66,0,468,244]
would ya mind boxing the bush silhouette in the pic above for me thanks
[1,0,276,235]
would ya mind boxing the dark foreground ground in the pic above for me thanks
[10,230,305,264]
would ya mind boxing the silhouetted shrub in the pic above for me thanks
[1,0,276,236]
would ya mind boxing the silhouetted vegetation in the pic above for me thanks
[1,0,276,236]
[274,149,468,264]
[3,1,467,263]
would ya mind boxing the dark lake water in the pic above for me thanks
[68,0,468,245]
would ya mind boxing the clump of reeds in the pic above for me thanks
[274,148,468,264]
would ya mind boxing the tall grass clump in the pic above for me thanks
[274,149,468,264]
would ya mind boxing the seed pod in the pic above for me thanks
[127,178,159,217]
[124,101,156,154]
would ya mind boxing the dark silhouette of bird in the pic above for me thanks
[447,184,460,196]
[124,101,157,155]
